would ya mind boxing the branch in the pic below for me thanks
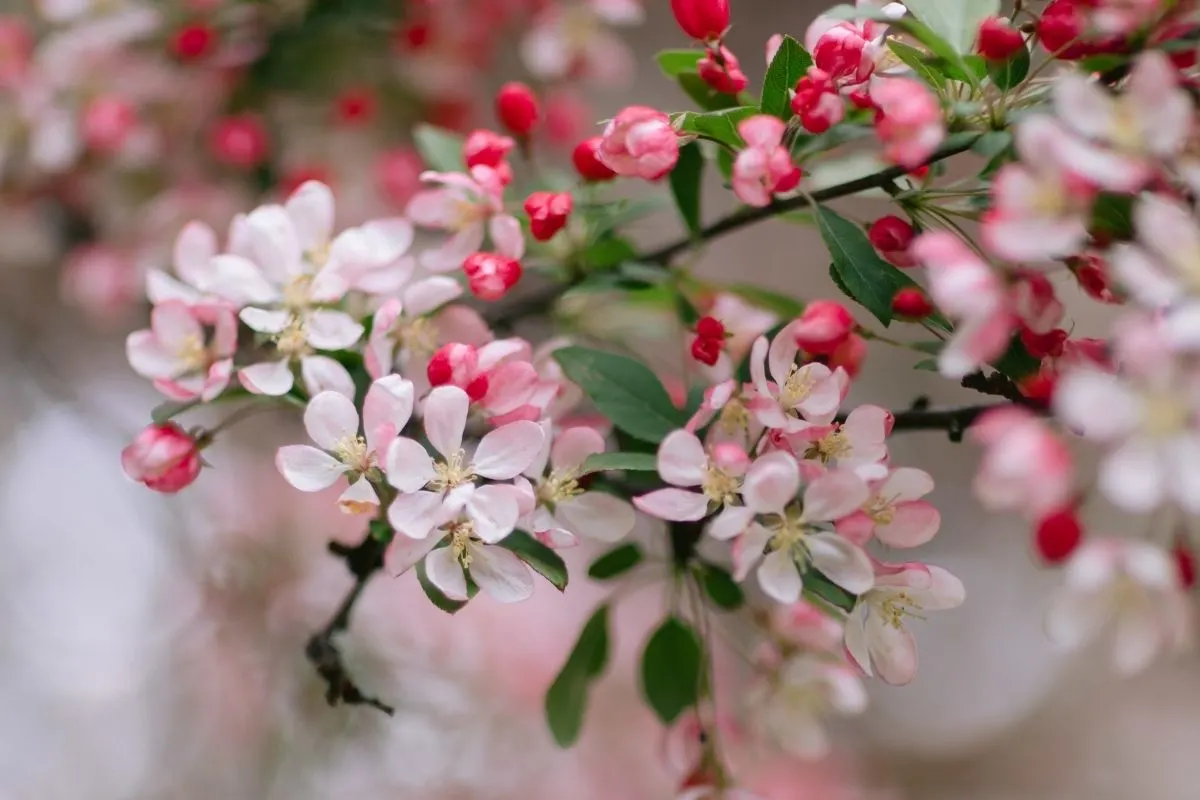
[305,533,394,715]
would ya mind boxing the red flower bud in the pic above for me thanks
[209,114,268,168]
[463,251,522,301]
[696,315,725,341]
[121,423,202,494]
[572,136,616,182]
[1019,372,1057,406]
[868,215,916,266]
[1020,327,1068,359]
[1034,508,1083,564]
[170,22,217,61]
[697,45,748,95]
[463,129,515,169]
[1037,0,1089,60]
[793,300,854,355]
[523,191,574,242]
[891,287,933,319]
[335,87,376,126]
[1175,541,1197,589]
[669,0,729,41]
[690,335,723,366]
[975,16,1025,61]
[465,373,490,402]
[495,82,540,137]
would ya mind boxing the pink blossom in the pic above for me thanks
[749,654,867,758]
[910,232,1015,378]
[377,147,425,209]
[364,277,464,379]
[844,560,965,685]
[769,600,845,652]
[869,77,945,169]
[81,94,136,152]
[790,300,854,356]
[791,68,845,134]
[1046,538,1192,675]
[697,44,748,95]
[781,405,892,480]
[836,467,940,548]
[0,16,32,87]
[596,105,680,181]
[275,377,414,512]
[126,300,236,402]
[731,115,801,207]
[1110,192,1200,308]
[121,422,202,493]
[406,166,520,272]
[635,431,750,522]
[805,0,903,88]
[425,339,542,421]
[520,0,639,87]
[747,332,844,431]
[670,0,729,41]
[969,406,1074,519]
[384,385,545,540]
[463,251,523,301]
[514,424,636,547]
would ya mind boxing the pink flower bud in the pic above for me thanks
[870,77,945,169]
[377,148,423,208]
[669,0,729,41]
[827,332,867,379]
[1036,0,1095,60]
[791,300,854,355]
[427,342,479,388]
[691,335,722,366]
[697,45,749,95]
[523,191,573,242]
[572,136,616,182]
[791,68,844,133]
[464,129,515,169]
[83,96,136,153]
[596,105,680,181]
[495,82,540,137]
[868,215,916,267]
[976,16,1025,61]
[121,423,202,494]
[0,17,32,86]
[1175,541,1196,589]
[210,114,268,168]
[463,251,522,301]
[812,23,873,83]
[170,21,216,61]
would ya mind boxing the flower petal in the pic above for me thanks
[556,492,635,542]
[239,307,292,334]
[708,505,756,541]
[867,614,919,686]
[743,451,801,514]
[550,426,606,472]
[363,375,415,455]
[474,420,546,479]
[276,445,345,491]
[423,385,469,458]
[657,429,707,487]
[306,309,365,351]
[384,531,438,576]
[338,477,379,515]
[633,488,709,521]
[386,437,437,494]
[1099,437,1166,513]
[470,545,535,603]
[285,180,335,253]
[802,470,870,522]
[876,501,940,548]
[466,483,520,543]
[387,490,445,539]
[732,523,772,581]
[239,359,295,396]
[808,532,874,594]
[304,391,360,451]
[299,355,356,399]
[758,549,803,604]
[425,546,469,600]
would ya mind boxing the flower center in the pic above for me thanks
[877,590,924,629]
[449,521,475,568]
[864,493,896,525]
[431,449,475,491]
[397,315,438,357]
[701,463,741,505]
[282,275,312,312]
[806,428,850,463]
[274,317,310,359]
[717,398,750,436]
[1030,176,1069,217]
[174,333,209,373]
[780,365,816,409]
[562,6,598,50]
[1108,99,1143,153]
[451,196,485,231]
[1141,390,1190,439]
[307,242,330,270]
[767,508,809,557]
[333,435,370,471]
[537,469,582,507]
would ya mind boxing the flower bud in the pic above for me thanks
[572,136,616,182]
[827,332,867,379]
[1034,508,1083,564]
[121,423,202,494]
[1036,0,1089,60]
[891,287,933,319]
[335,87,376,126]
[463,129,515,169]
[170,21,216,61]
[597,106,680,181]
[710,441,750,476]
[1174,541,1196,589]
[427,343,479,388]
[975,17,1025,61]
[524,191,573,242]
[792,300,854,355]
[1020,327,1068,359]
[210,114,268,168]
[696,316,726,341]
[82,96,137,153]
[463,251,522,301]
[697,45,748,95]
[495,82,540,137]
[791,68,844,133]
[669,0,729,41]
[690,335,722,366]
[868,215,916,266]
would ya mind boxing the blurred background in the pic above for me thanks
[0,0,1197,798]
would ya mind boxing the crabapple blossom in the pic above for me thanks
[275,377,414,512]
[891,286,932,319]
[844,560,965,685]
[121,422,203,493]
[520,0,640,86]
[697,45,748,95]
[747,330,844,430]
[126,300,236,402]
[524,191,573,242]
[827,332,867,379]
[384,385,545,540]
[635,430,752,522]
[867,215,915,267]
[805,0,902,88]
[836,467,940,548]
[769,599,845,652]
[596,105,680,181]
[779,404,892,480]
[515,424,636,547]
[869,77,945,170]
[1046,538,1192,675]
[1110,192,1200,308]
[406,167,522,272]
[572,136,617,181]
[731,115,801,207]
[424,340,542,420]
[790,300,853,356]
[363,277,464,379]
[749,654,867,758]
[970,406,1075,519]
[791,68,845,133]
[463,251,523,301]
[463,129,515,171]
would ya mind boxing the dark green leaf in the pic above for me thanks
[553,346,688,444]
[761,35,812,119]
[1090,192,1135,242]
[698,564,744,610]
[588,543,644,580]
[368,519,394,543]
[912,340,945,355]
[677,73,742,111]
[498,531,569,591]
[888,40,947,90]
[803,569,858,612]
[674,107,757,150]
[412,124,465,172]
[641,617,703,724]
[987,44,1030,90]
[546,605,610,746]
[896,18,979,87]
[991,336,1040,380]
[715,147,735,181]
[904,0,1000,54]
[971,130,1013,159]
[584,235,639,270]
[416,558,470,613]
[669,142,705,236]
[656,49,705,77]
[818,207,909,326]
[579,451,659,476]
[724,283,807,318]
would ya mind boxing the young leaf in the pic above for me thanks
[987,43,1030,90]
[761,35,813,120]
[546,605,611,746]
[553,346,688,444]
[895,18,980,87]
[656,49,705,77]
[991,336,1041,380]
[584,235,639,270]
[818,206,910,326]
[698,564,745,610]
[578,452,659,476]
[412,124,465,172]
[913,358,940,371]
[588,543,644,580]
[416,558,470,613]
[498,531,569,591]
[903,0,1000,54]
[674,107,757,151]
[669,141,705,236]
[888,39,948,90]
[641,617,703,724]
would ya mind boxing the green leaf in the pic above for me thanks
[546,605,611,747]
[674,106,757,150]
[669,142,705,236]
[412,124,465,172]
[715,147,735,182]
[553,346,688,444]
[913,358,940,371]
[888,40,948,90]
[579,451,659,476]
[817,207,909,326]
[895,18,980,87]
[368,518,394,543]
[677,73,742,112]
[1090,192,1135,242]
[803,569,858,612]
[151,398,201,424]
[584,235,639,270]
[723,283,806,318]
[987,44,1030,90]
[761,35,812,119]
[588,543,644,580]
[641,617,703,724]
[656,49,705,77]
[498,531,569,591]
[992,336,1041,380]
[904,0,1000,54]
[698,564,744,610]
[416,558,470,613]
[971,130,1013,159]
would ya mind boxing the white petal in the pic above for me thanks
[386,437,437,493]
[556,492,636,542]
[868,615,919,686]
[657,429,707,487]
[802,470,870,522]
[733,523,772,581]
[466,484,520,543]
[363,375,415,454]
[489,214,525,260]
[708,506,756,541]
[879,467,934,502]
[337,478,379,514]
[305,309,365,351]
[1112,604,1162,676]
[304,391,360,451]
[173,221,217,286]
[425,546,469,600]
[239,359,295,396]
[470,545,535,603]
[808,532,874,594]
[204,254,279,305]
[240,307,292,335]
[1099,438,1165,513]
[474,421,546,479]
[285,180,335,253]
[743,451,801,514]
[246,204,302,281]
[632,488,709,521]
[384,532,438,576]
[1053,368,1140,440]
[844,606,873,677]
[276,445,345,491]
[300,355,356,399]
[550,426,606,472]
[404,275,463,316]
[758,549,803,604]
[1045,587,1109,650]
[387,490,445,540]
[423,385,469,458]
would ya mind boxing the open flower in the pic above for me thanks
[747,331,844,431]
[384,385,545,540]
[406,166,521,272]
[781,404,892,478]
[731,115,801,207]
[749,654,867,758]
[276,376,414,512]
[515,424,636,547]
[425,339,543,423]
[1110,192,1200,308]
[870,76,945,169]
[520,0,640,87]
[634,430,750,522]
[126,299,236,401]
[970,406,1074,519]
[1046,538,1192,675]
[363,276,463,379]
[844,560,965,685]
[836,467,940,547]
